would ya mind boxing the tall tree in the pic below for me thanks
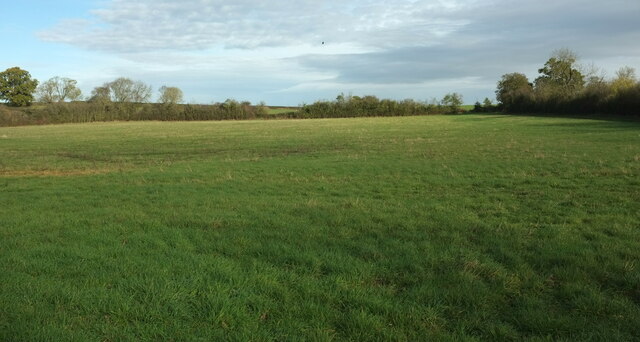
[534,48,585,98]
[496,72,533,110]
[441,93,463,113]
[36,78,57,103]
[0,67,39,106]
[56,77,82,102]
[89,86,111,103]
[36,76,82,103]
[158,86,183,104]
[610,66,637,94]
[106,78,152,103]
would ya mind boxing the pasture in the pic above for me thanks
[266,107,299,115]
[1,115,639,341]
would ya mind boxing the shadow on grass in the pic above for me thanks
[530,120,640,130]
[460,112,640,127]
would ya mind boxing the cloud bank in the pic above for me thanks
[38,0,640,104]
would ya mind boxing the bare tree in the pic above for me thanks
[581,63,606,84]
[89,86,111,103]
[36,77,82,103]
[107,77,152,103]
[129,80,152,103]
[56,77,82,102]
[158,86,184,104]
[36,79,57,103]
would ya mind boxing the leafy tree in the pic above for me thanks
[441,93,463,113]
[610,66,636,95]
[473,98,497,113]
[496,72,533,111]
[158,86,184,104]
[256,101,268,115]
[0,67,39,106]
[36,77,82,103]
[473,101,483,112]
[534,48,584,98]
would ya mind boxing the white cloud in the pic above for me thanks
[35,0,640,105]
[39,0,470,52]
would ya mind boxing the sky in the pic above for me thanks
[2,0,639,105]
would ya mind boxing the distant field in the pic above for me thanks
[266,106,299,115]
[1,115,639,341]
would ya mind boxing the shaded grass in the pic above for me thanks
[1,115,639,341]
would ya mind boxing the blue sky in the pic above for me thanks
[2,0,640,105]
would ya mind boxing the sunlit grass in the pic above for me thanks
[1,114,639,341]
[266,107,299,115]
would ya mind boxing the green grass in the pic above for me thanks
[266,107,299,115]
[1,114,639,341]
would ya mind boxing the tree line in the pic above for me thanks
[0,65,470,125]
[0,100,272,126]
[0,93,466,126]
[291,92,464,119]
[0,67,184,106]
[0,67,465,115]
[495,49,640,116]
[2,49,638,126]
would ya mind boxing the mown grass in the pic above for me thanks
[1,115,639,341]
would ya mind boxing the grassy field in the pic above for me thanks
[1,114,639,341]
[266,107,299,115]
